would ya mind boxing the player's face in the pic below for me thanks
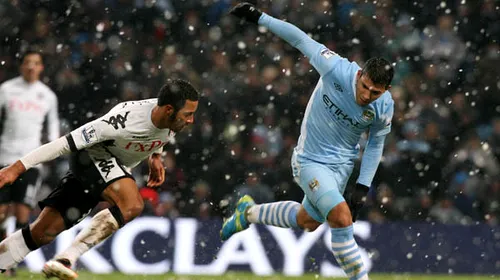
[167,100,198,132]
[20,54,44,83]
[355,71,389,106]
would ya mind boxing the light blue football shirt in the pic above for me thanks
[259,13,394,187]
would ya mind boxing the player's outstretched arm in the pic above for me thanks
[230,2,337,76]
[0,136,71,188]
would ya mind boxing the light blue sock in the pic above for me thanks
[330,226,368,280]
[246,201,300,228]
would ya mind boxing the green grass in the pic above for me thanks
[1,270,498,280]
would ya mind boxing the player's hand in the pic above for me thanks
[0,161,26,189]
[347,183,370,222]
[147,154,165,188]
[229,2,262,24]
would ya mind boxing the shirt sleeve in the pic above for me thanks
[20,136,71,170]
[258,13,343,76]
[46,94,60,142]
[370,98,394,137]
[152,146,163,155]
[356,133,386,187]
[356,98,394,187]
[66,108,126,152]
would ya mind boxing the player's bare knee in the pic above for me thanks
[121,200,144,223]
[326,202,352,228]
[297,217,319,231]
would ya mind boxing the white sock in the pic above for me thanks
[55,209,119,265]
[0,230,31,269]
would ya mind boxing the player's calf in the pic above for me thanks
[54,206,123,266]
[326,202,368,280]
[246,200,301,229]
[0,227,39,270]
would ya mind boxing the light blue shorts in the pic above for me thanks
[291,152,354,223]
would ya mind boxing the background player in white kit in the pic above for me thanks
[0,49,59,250]
[221,3,395,280]
[0,79,199,279]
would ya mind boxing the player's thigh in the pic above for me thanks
[300,196,324,224]
[70,147,139,218]
[70,147,135,199]
[10,168,42,209]
[13,203,31,223]
[101,178,143,222]
[297,197,324,231]
[38,173,99,229]
[334,163,354,195]
[292,159,346,220]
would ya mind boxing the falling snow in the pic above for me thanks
[0,0,497,277]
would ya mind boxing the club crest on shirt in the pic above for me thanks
[308,178,319,191]
[362,110,375,122]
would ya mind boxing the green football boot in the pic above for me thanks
[220,195,255,241]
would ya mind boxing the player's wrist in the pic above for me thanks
[355,183,369,192]
[148,153,163,166]
[149,153,162,163]
[12,160,27,174]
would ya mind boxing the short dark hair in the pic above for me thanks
[157,79,199,111]
[20,47,44,64]
[360,57,394,87]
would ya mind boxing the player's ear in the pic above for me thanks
[163,104,175,116]
[386,84,392,90]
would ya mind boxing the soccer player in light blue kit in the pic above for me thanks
[221,3,394,280]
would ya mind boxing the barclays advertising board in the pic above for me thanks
[16,217,500,276]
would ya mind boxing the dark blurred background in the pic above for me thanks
[0,0,499,225]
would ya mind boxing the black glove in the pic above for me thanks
[347,183,370,222]
[229,2,262,24]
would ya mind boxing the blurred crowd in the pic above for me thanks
[0,0,499,225]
